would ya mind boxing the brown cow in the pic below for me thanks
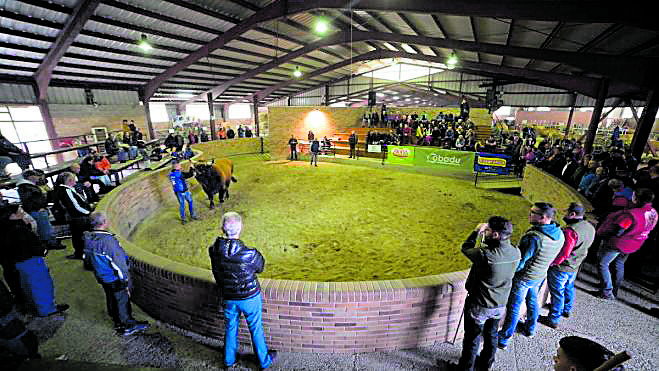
[192,159,237,209]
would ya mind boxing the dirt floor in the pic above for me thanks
[131,155,531,281]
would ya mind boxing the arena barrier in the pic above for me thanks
[97,139,470,353]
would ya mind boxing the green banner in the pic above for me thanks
[387,146,415,165]
[414,148,475,174]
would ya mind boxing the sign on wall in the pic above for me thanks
[475,152,512,175]
[414,148,475,174]
[387,146,415,165]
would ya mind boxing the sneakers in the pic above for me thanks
[181,219,187,225]
[41,303,69,317]
[538,315,559,329]
[190,216,200,221]
[562,312,571,318]
[497,341,508,350]
[122,322,149,336]
[596,292,616,300]
[263,350,278,369]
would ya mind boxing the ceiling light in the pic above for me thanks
[138,34,152,51]
[446,53,458,69]
[314,19,329,34]
[293,66,302,78]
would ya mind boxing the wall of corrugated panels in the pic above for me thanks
[266,98,287,107]
[0,83,36,104]
[290,86,323,106]
[93,90,139,105]
[46,87,87,104]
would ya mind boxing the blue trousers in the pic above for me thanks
[223,293,273,368]
[29,210,57,247]
[547,268,577,324]
[597,246,628,297]
[102,282,135,328]
[175,191,195,221]
[498,277,543,346]
[14,257,57,316]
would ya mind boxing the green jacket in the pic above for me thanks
[462,231,521,308]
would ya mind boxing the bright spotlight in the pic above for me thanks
[315,19,329,34]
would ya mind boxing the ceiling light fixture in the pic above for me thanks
[314,19,329,34]
[293,66,302,78]
[138,34,152,51]
[446,53,458,69]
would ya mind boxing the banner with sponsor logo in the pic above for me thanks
[387,146,415,165]
[475,152,512,175]
[414,148,475,174]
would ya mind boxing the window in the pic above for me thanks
[0,105,52,174]
[185,103,210,121]
[228,103,252,119]
[149,103,170,123]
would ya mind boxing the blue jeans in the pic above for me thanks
[498,277,543,346]
[597,246,628,297]
[547,268,577,324]
[223,293,273,368]
[29,210,57,247]
[15,257,57,316]
[175,191,195,221]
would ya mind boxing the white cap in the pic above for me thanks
[168,129,175,134]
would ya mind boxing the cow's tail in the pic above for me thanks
[231,176,237,183]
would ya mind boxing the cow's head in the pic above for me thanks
[191,161,213,178]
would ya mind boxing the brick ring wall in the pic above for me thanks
[97,140,469,352]
[97,143,591,352]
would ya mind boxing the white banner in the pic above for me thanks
[368,144,381,153]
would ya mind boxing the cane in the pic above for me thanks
[593,351,631,371]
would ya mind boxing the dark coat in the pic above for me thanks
[17,182,48,213]
[209,237,264,301]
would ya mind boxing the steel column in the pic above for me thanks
[207,92,217,140]
[143,100,155,140]
[584,78,609,154]
[563,93,577,138]
[253,95,260,137]
[324,84,330,106]
[631,90,659,160]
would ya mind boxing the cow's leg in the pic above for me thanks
[208,192,215,209]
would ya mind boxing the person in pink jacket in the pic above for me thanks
[596,188,657,299]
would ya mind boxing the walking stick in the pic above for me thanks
[593,351,631,371]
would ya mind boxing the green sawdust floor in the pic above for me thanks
[130,155,531,282]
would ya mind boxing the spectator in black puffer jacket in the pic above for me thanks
[208,212,277,370]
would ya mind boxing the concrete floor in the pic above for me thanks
[8,243,657,371]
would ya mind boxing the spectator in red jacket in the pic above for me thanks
[596,188,658,299]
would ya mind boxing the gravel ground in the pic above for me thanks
[8,242,659,370]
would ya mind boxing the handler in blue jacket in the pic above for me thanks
[169,161,198,224]
[83,212,149,336]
